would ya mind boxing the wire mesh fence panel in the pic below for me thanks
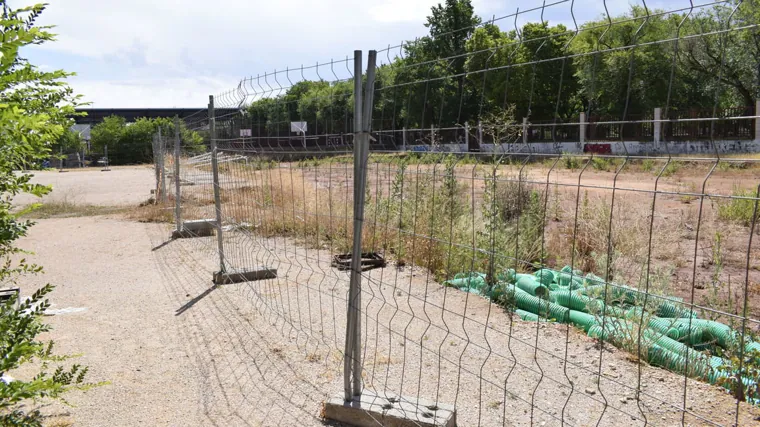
[353,1,760,426]
[144,0,760,425]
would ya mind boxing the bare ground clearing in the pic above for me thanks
[11,165,760,426]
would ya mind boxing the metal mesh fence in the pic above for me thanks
[149,1,760,425]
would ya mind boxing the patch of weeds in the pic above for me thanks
[660,162,681,177]
[591,157,611,172]
[679,182,698,204]
[562,154,581,170]
[718,160,751,172]
[641,159,655,173]
[124,198,174,223]
[718,187,760,227]
[19,200,123,219]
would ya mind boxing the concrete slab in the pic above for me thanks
[172,219,217,238]
[323,391,456,427]
[213,267,277,285]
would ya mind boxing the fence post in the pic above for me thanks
[430,124,435,147]
[174,117,182,234]
[152,134,160,196]
[402,127,406,152]
[159,127,167,203]
[755,99,760,143]
[478,120,483,149]
[209,95,226,274]
[654,107,662,148]
[344,49,377,401]
[522,117,528,144]
[579,112,586,150]
[344,50,363,402]
[464,122,469,151]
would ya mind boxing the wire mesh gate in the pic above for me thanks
[151,1,760,425]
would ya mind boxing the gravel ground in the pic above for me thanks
[16,217,202,426]
[10,164,760,426]
[14,166,155,207]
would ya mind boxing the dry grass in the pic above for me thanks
[21,201,123,219]
[121,197,175,223]
[173,159,759,318]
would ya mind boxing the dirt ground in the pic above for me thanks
[11,165,760,426]
[14,166,155,207]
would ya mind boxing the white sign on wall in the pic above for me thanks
[240,129,252,137]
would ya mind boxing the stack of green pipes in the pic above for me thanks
[444,267,760,402]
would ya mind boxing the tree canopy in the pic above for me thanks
[239,0,758,138]
[90,116,205,165]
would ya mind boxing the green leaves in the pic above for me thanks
[0,2,100,425]
[90,115,205,164]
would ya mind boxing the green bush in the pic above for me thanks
[0,4,101,424]
[1,286,101,426]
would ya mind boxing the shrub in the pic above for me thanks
[1,286,102,426]
[562,154,581,170]
[718,187,760,228]
[0,4,101,423]
[591,157,611,171]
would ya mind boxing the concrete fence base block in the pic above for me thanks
[213,267,277,285]
[172,219,218,238]
[323,391,456,427]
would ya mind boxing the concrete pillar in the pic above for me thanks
[522,117,528,144]
[402,127,407,151]
[654,107,662,147]
[478,121,483,146]
[755,100,760,142]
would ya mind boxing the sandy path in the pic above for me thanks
[13,167,155,207]
[16,217,202,427]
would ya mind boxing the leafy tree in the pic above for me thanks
[0,2,100,425]
[242,1,755,141]
[681,0,760,108]
[90,115,125,154]
[51,129,83,157]
[396,0,481,128]
[90,115,204,164]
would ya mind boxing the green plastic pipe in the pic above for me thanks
[534,269,555,286]
[514,291,569,322]
[515,274,550,299]
[568,310,597,332]
[516,309,541,321]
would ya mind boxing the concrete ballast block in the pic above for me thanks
[172,219,218,238]
[323,391,456,427]
[213,267,277,285]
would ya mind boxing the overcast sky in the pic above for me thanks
[21,0,683,108]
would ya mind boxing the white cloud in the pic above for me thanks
[73,76,233,108]
[19,0,690,107]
